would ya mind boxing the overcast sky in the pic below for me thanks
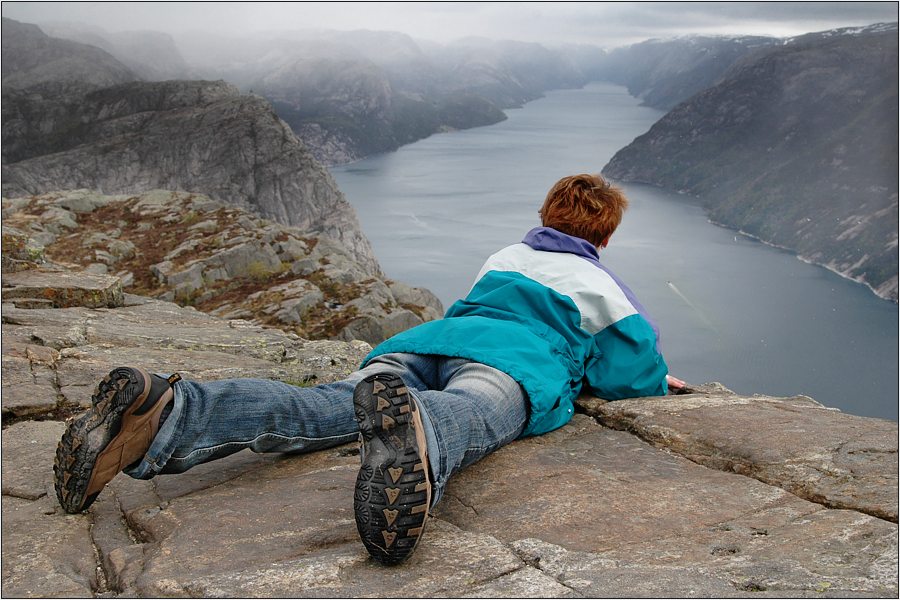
[3,1,897,47]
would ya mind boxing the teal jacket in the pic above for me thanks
[363,227,669,436]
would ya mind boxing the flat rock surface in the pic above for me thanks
[2,289,897,597]
[1,297,372,416]
[580,393,899,522]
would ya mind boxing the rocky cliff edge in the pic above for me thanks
[2,190,442,346]
[1,227,897,597]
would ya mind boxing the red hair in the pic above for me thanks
[539,174,628,247]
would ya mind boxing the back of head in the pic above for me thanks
[539,174,628,247]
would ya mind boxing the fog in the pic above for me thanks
[3,1,897,47]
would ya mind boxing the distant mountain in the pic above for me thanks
[429,37,585,107]
[1,17,136,95]
[603,24,899,301]
[40,22,193,81]
[1,18,381,275]
[171,29,589,164]
[595,35,778,110]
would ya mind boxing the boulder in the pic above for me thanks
[2,269,124,309]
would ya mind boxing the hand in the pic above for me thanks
[666,375,686,391]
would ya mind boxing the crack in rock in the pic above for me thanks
[2,489,49,501]
[508,540,589,596]
[446,492,480,516]
[89,520,111,596]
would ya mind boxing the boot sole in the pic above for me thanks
[353,373,431,565]
[54,367,165,513]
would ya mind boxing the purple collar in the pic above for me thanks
[522,227,598,259]
[522,227,662,350]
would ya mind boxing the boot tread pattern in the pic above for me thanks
[353,373,431,565]
[54,368,145,513]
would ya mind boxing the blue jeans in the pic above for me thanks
[123,353,527,506]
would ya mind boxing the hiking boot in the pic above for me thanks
[353,373,432,565]
[54,367,181,513]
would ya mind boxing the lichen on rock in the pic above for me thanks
[1,190,444,345]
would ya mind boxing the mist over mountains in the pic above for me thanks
[2,15,897,302]
[29,23,602,165]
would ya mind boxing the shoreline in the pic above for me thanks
[707,217,898,305]
[327,85,897,306]
[612,180,897,305]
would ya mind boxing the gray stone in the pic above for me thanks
[3,189,438,345]
[290,256,320,276]
[167,262,205,298]
[260,279,325,324]
[210,241,282,279]
[347,279,394,313]
[83,231,114,247]
[188,218,219,233]
[85,263,109,275]
[337,309,424,345]
[1,421,65,501]
[132,190,182,215]
[388,280,445,320]
[335,315,386,346]
[436,415,897,597]
[116,270,134,287]
[1,496,97,598]
[583,393,899,522]
[107,239,136,260]
[29,231,58,247]
[163,238,201,262]
[54,188,120,213]
[378,308,426,339]
[149,260,174,284]
[38,206,78,233]
[3,296,370,411]
[2,269,124,309]
[275,237,310,261]
[1,345,60,416]
[1,197,31,218]
[201,266,229,284]
[93,249,117,264]
[1,227,45,268]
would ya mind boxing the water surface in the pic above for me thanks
[333,83,898,420]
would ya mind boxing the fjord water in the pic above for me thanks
[332,82,899,420]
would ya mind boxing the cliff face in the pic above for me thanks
[603,24,899,301]
[2,79,380,273]
[1,19,381,275]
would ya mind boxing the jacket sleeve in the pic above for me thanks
[583,313,668,400]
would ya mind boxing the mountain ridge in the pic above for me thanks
[603,23,899,301]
